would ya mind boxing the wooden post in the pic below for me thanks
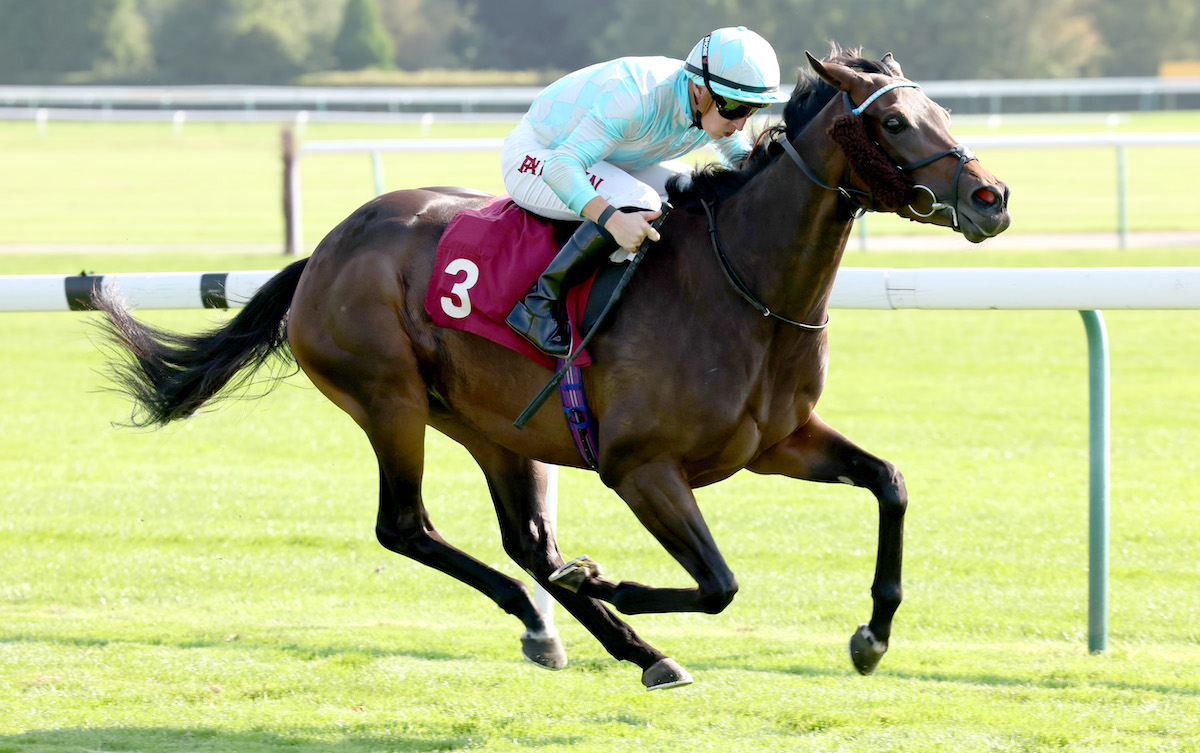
[281,125,301,256]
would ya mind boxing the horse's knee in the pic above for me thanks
[699,576,739,614]
[497,522,557,577]
[876,463,907,517]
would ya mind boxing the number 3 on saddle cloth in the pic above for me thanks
[423,195,605,468]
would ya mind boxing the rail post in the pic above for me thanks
[1116,146,1128,249]
[1080,310,1110,653]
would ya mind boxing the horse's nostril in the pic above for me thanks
[973,186,1000,208]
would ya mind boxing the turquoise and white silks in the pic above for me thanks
[501,56,753,221]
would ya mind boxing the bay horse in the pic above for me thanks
[94,48,1010,690]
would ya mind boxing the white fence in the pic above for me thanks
[4,76,1200,117]
[284,132,1200,255]
[7,266,1199,312]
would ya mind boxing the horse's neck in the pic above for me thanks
[719,123,855,326]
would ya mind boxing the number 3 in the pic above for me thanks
[440,258,479,319]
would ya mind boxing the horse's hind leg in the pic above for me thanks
[748,411,907,676]
[301,361,557,669]
[366,410,566,667]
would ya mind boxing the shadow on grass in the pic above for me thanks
[0,630,466,663]
[0,725,582,753]
[688,652,1200,698]
[880,666,1200,698]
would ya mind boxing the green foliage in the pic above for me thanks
[1091,0,1200,76]
[0,0,150,81]
[3,0,1200,84]
[152,0,308,84]
[332,0,394,71]
[376,0,471,70]
[456,0,612,71]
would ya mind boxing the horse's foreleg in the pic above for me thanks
[748,412,906,675]
[573,461,740,616]
[466,441,680,687]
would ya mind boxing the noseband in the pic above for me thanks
[780,81,979,231]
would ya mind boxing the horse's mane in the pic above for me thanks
[666,45,895,209]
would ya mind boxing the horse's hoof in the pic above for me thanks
[848,623,888,675]
[641,658,693,691]
[521,630,567,670]
[548,555,603,593]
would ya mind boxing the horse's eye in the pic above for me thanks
[883,117,907,134]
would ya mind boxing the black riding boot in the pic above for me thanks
[506,220,616,358]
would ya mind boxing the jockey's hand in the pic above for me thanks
[603,209,662,253]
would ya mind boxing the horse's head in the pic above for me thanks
[805,51,1010,243]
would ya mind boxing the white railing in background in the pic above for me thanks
[284,132,1200,255]
[4,76,1200,116]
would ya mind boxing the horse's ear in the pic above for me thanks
[881,52,904,77]
[806,50,850,90]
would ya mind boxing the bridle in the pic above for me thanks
[699,77,978,332]
[781,82,979,231]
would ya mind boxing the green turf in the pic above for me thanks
[2,244,1198,751]
[3,112,1200,251]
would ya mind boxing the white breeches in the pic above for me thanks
[501,120,690,221]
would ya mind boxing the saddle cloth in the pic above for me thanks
[424,196,598,369]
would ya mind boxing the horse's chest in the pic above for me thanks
[744,362,825,447]
[697,383,819,468]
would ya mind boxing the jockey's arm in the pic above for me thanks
[540,112,662,253]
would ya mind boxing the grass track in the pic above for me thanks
[2,244,1199,751]
[2,112,1200,750]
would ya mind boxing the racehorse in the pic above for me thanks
[94,48,1010,690]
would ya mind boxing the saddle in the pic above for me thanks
[424,196,628,469]
[423,196,626,370]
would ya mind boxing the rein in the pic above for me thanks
[696,79,979,334]
[699,198,831,331]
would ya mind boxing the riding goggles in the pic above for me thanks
[711,94,763,120]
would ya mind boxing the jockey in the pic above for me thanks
[502,26,791,358]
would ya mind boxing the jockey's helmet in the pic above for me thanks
[684,27,790,107]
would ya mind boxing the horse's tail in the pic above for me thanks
[93,259,309,428]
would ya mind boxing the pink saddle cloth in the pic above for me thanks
[424,196,597,369]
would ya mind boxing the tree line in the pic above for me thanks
[2,0,1198,85]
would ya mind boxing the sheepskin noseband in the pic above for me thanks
[827,112,915,211]
[826,88,917,211]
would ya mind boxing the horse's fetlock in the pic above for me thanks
[374,524,400,551]
[871,582,903,610]
[496,581,534,615]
